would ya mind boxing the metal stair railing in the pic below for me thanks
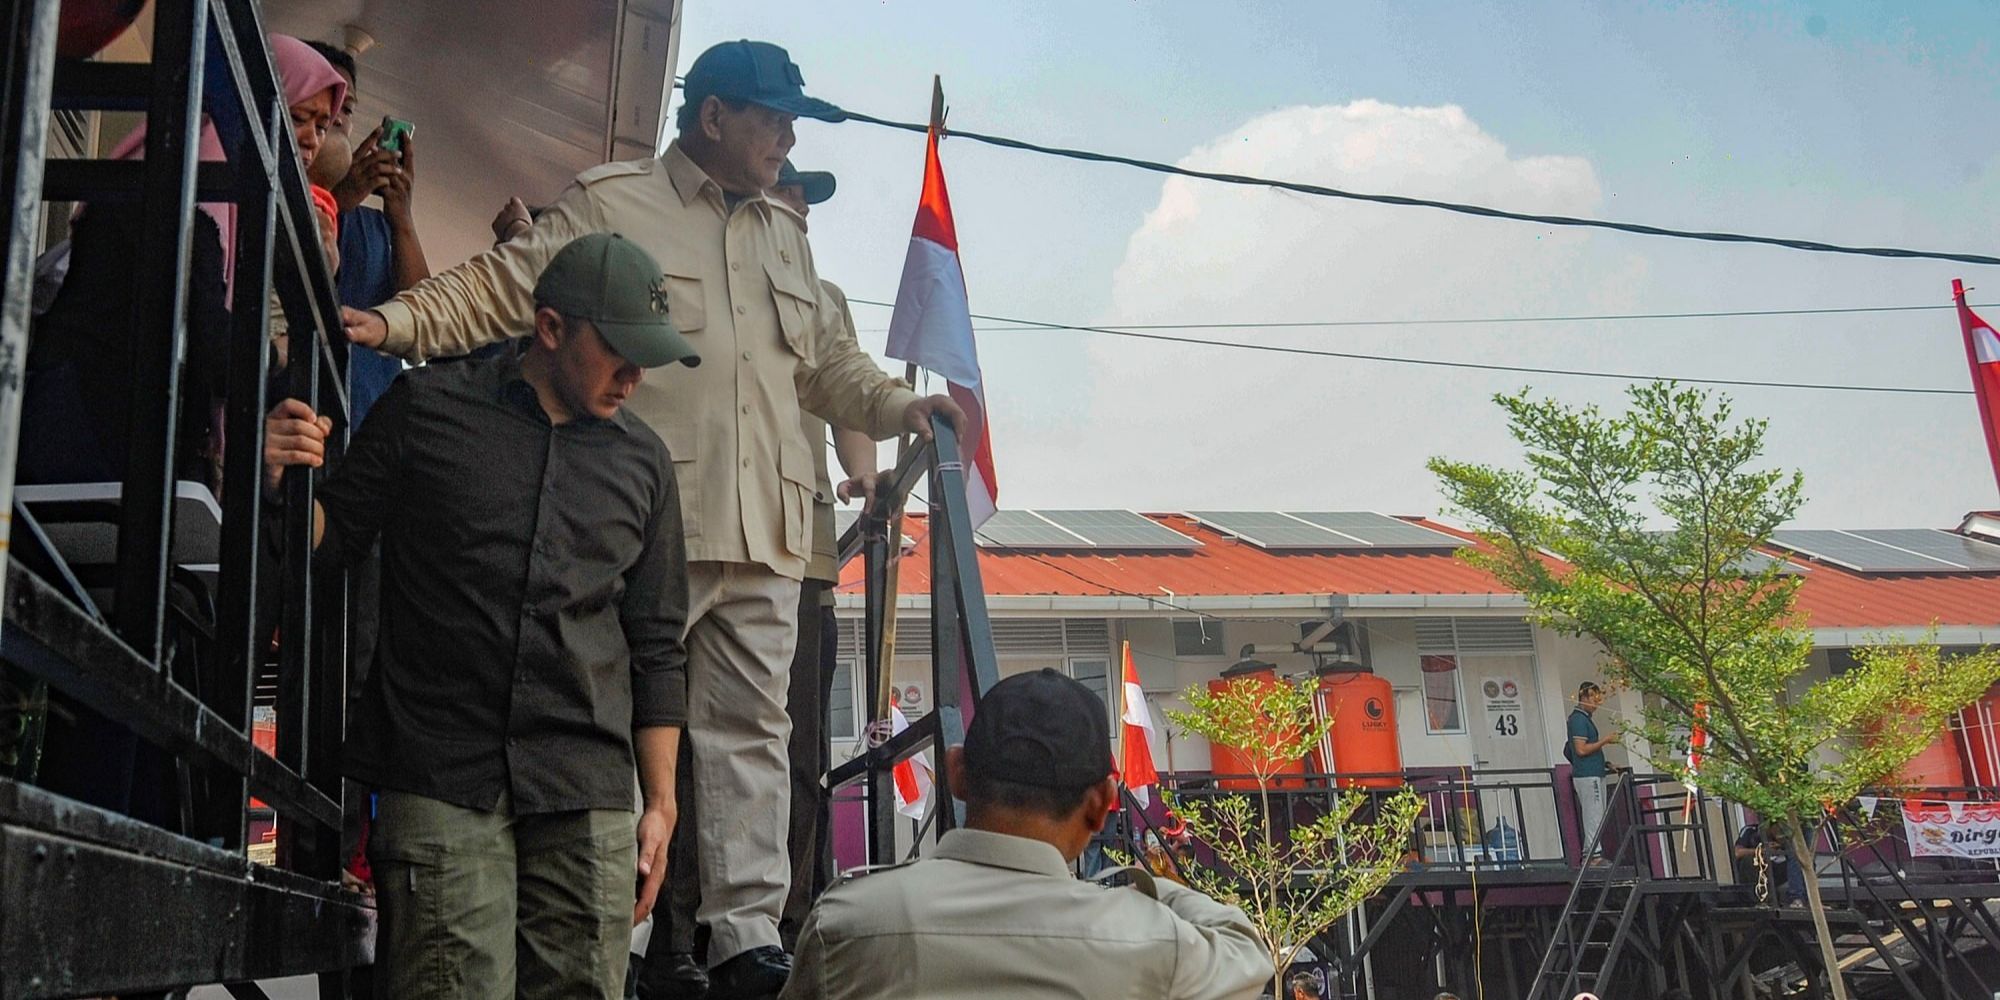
[1821,807,1994,999]
[1526,775,1713,1000]
[0,0,368,995]
[823,417,1001,862]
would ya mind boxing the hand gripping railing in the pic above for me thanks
[824,416,1001,864]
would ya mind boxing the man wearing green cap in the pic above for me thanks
[264,233,699,999]
[341,39,962,998]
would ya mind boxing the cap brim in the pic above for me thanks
[598,319,701,369]
[749,93,845,123]
[796,171,836,205]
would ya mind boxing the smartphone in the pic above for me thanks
[379,116,414,154]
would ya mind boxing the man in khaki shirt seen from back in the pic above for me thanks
[782,670,1271,1000]
[342,39,961,1000]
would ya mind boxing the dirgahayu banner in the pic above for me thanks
[1903,800,2000,859]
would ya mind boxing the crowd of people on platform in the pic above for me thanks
[18,32,1279,1000]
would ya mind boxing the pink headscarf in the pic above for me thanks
[100,34,348,282]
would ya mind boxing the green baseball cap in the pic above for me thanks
[533,233,700,368]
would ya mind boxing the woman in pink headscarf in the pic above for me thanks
[21,34,348,488]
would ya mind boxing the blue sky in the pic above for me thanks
[676,2,2000,526]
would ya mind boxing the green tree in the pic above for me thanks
[1167,676,1423,983]
[1429,382,2000,1000]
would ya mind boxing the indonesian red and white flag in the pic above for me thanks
[888,706,933,820]
[1120,642,1161,808]
[1956,279,2000,497]
[883,126,997,528]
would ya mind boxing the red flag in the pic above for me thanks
[883,127,997,527]
[888,706,933,821]
[1956,279,2000,497]
[1120,642,1161,807]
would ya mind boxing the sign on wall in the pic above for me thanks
[1480,677,1526,740]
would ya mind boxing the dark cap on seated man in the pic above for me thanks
[534,232,700,369]
[949,668,1118,860]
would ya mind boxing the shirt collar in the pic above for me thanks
[493,354,630,433]
[932,829,1074,879]
[662,141,772,217]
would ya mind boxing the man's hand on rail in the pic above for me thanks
[264,397,332,495]
[900,394,967,442]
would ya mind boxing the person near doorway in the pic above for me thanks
[1566,682,1619,861]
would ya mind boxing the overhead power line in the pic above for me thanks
[835,109,2000,267]
[853,300,2000,334]
[846,297,1975,396]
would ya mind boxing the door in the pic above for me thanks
[1459,654,1560,861]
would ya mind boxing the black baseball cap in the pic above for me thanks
[533,233,699,369]
[963,669,1113,789]
[683,40,843,123]
[776,159,835,205]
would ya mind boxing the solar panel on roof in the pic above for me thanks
[1284,511,1463,549]
[1848,529,2000,572]
[1767,529,2000,574]
[1035,509,1201,550]
[1185,511,1355,549]
[974,510,1095,549]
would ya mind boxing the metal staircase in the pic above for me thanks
[1527,778,1716,1000]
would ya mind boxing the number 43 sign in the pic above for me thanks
[1482,678,1525,740]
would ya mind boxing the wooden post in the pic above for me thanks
[873,75,946,725]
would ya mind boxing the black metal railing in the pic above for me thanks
[0,0,365,995]
[825,416,1000,865]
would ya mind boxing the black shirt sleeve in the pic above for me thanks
[622,456,690,729]
[315,372,412,567]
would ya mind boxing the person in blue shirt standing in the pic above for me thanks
[304,41,431,428]
[1567,682,1619,861]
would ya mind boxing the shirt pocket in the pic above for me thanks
[661,263,706,336]
[765,261,818,366]
[649,405,700,542]
[779,434,814,560]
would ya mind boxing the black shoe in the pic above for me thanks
[638,951,709,1000]
[707,946,791,1000]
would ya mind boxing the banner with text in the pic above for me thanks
[1904,800,2000,858]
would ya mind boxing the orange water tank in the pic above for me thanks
[1315,667,1403,789]
[1206,660,1309,792]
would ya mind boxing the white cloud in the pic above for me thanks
[988,99,1997,527]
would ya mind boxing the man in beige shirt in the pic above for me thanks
[342,40,960,1000]
[782,669,1271,1000]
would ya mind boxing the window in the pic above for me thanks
[1070,658,1111,716]
[1173,619,1225,657]
[1420,654,1465,734]
[828,658,858,741]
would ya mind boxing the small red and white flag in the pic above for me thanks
[1687,702,1709,792]
[1120,642,1161,808]
[888,706,933,821]
[1955,279,2000,497]
[884,126,997,528]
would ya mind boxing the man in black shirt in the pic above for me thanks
[264,232,700,999]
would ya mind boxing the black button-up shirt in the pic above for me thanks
[318,354,688,814]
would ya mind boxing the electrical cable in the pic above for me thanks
[836,109,2000,267]
[851,299,2000,333]
[845,297,1975,396]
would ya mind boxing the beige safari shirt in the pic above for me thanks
[801,279,859,585]
[780,829,1271,1000]
[371,143,920,579]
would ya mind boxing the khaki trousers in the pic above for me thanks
[685,560,801,963]
[369,790,634,1000]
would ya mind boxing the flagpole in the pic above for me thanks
[874,76,948,727]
